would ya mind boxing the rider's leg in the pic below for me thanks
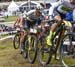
[20,31,27,44]
[20,17,28,53]
[47,15,62,46]
[47,24,57,46]
[20,31,27,52]
[47,15,62,60]
[47,23,60,60]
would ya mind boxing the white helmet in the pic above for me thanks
[36,4,43,10]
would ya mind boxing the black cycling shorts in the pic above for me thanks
[26,20,36,28]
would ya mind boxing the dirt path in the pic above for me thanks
[0,39,62,67]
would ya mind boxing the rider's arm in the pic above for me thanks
[49,0,63,20]
[14,17,20,27]
[26,10,35,16]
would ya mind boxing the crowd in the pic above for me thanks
[0,24,15,32]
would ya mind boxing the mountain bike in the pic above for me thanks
[13,28,21,49]
[38,20,75,67]
[59,21,75,67]
[24,28,38,64]
[25,24,50,64]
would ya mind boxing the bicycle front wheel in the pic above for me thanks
[13,34,20,49]
[27,34,38,64]
[59,34,75,67]
[38,34,52,65]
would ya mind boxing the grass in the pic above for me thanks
[0,39,28,67]
[0,34,10,38]
[0,38,75,67]
[4,16,18,22]
[0,39,43,67]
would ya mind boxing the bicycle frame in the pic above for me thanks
[51,23,66,55]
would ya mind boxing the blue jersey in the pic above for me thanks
[66,11,73,21]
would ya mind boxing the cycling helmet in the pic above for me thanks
[36,4,43,10]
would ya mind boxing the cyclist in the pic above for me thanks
[47,0,75,60]
[14,13,26,44]
[20,5,45,53]
[14,13,26,30]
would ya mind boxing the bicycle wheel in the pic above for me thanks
[22,39,28,58]
[38,34,52,65]
[59,34,75,67]
[13,34,20,49]
[27,34,38,64]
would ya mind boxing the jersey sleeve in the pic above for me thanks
[49,0,63,19]
[26,10,35,16]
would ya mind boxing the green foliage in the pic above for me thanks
[61,6,72,12]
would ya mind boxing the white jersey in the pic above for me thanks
[44,0,57,3]
[26,9,45,22]
[49,0,75,17]
[62,0,75,8]
[26,9,35,16]
[26,9,38,21]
